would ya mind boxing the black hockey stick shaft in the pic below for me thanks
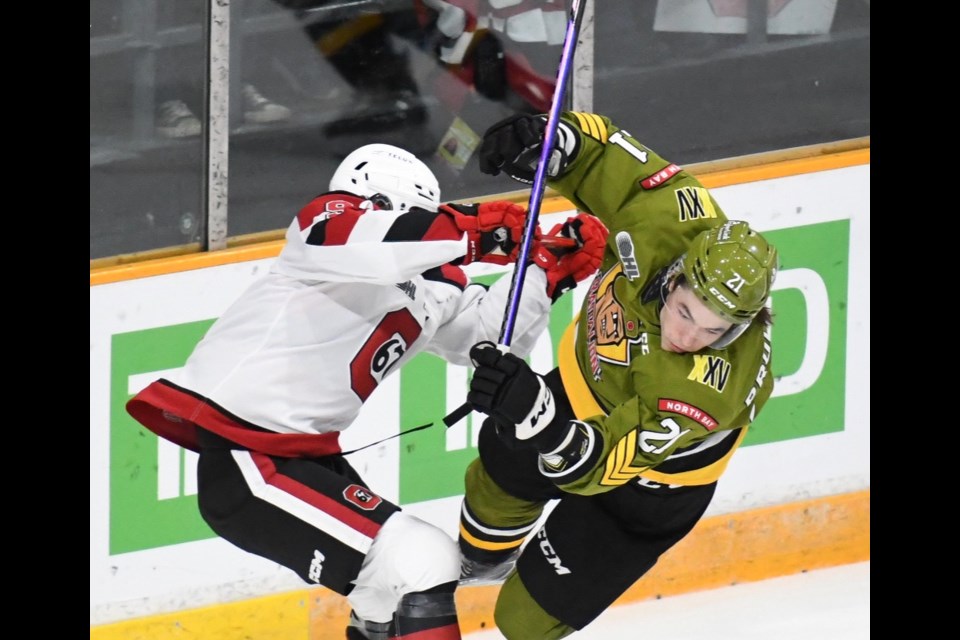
[443,0,588,429]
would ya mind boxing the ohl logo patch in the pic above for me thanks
[687,354,731,392]
[343,484,383,511]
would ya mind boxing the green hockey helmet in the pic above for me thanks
[680,221,778,326]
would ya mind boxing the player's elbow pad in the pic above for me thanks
[537,420,604,485]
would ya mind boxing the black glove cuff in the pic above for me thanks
[479,227,514,256]
[523,368,576,453]
[527,418,572,453]
[550,274,577,303]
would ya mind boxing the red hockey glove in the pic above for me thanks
[531,213,609,301]
[440,201,537,265]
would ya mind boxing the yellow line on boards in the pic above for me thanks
[91,490,869,640]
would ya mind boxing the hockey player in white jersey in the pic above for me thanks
[126,143,608,640]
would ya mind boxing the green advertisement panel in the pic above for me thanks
[107,219,848,552]
[746,220,849,445]
[110,320,216,554]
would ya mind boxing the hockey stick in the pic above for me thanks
[498,0,586,346]
[444,0,588,428]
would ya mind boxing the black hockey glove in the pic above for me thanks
[467,341,568,452]
[477,114,578,184]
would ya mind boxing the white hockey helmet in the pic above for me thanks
[329,143,441,212]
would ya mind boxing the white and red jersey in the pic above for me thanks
[127,192,552,455]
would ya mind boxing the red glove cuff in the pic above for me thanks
[440,201,534,265]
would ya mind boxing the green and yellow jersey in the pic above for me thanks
[546,112,774,495]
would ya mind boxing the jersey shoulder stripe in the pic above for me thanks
[422,264,467,290]
[568,111,609,143]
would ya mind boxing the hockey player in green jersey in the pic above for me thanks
[456,111,779,639]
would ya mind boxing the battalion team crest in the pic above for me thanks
[585,265,645,379]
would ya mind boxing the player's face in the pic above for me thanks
[659,284,733,353]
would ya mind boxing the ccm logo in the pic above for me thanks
[537,527,571,575]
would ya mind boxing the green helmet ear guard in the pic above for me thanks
[680,221,778,345]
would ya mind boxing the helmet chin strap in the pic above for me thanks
[709,322,750,350]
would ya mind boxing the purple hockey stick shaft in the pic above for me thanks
[499,0,586,347]
[443,0,587,429]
